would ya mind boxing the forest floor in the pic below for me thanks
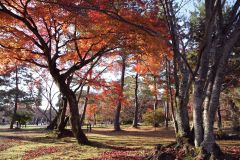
[0,125,239,160]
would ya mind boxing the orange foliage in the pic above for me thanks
[86,104,97,121]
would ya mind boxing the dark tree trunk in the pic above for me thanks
[153,76,159,127]
[161,0,191,141]
[132,73,139,128]
[57,96,68,132]
[67,91,89,144]
[166,58,178,132]
[114,55,126,131]
[217,106,222,132]
[10,66,18,129]
[165,58,169,128]
[80,86,90,126]
[47,110,61,130]
[50,67,89,144]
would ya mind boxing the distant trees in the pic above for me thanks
[0,66,37,128]
[14,110,33,128]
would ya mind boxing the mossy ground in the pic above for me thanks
[0,125,239,160]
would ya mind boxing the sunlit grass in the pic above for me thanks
[0,125,239,159]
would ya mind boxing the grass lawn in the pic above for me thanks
[0,125,239,160]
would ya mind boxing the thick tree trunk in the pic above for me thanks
[192,76,207,146]
[50,68,89,144]
[201,23,240,153]
[67,91,89,144]
[175,96,190,140]
[10,66,18,129]
[80,86,90,126]
[132,73,139,128]
[114,56,126,131]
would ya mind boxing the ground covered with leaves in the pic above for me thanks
[0,125,239,160]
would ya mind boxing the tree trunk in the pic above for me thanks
[50,68,89,144]
[47,110,61,130]
[201,47,229,153]
[114,55,126,131]
[162,0,191,141]
[165,101,169,128]
[66,91,89,144]
[165,58,169,128]
[217,106,222,132]
[153,76,159,127]
[192,77,207,146]
[10,66,18,129]
[132,73,139,128]
[80,86,90,126]
[57,96,68,132]
[166,58,177,132]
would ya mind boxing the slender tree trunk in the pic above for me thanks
[58,96,68,132]
[165,58,169,128]
[80,86,90,126]
[165,98,169,128]
[166,58,177,132]
[49,98,52,122]
[217,106,222,132]
[47,107,62,130]
[114,56,126,131]
[132,73,139,128]
[10,66,18,129]
[162,0,191,141]
[153,76,158,127]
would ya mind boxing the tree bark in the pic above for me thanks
[165,58,169,128]
[10,66,18,129]
[132,73,139,128]
[114,55,126,131]
[47,106,62,130]
[161,0,191,141]
[201,29,240,153]
[192,56,209,146]
[217,106,222,132]
[50,67,89,144]
[57,96,68,132]
[80,86,90,126]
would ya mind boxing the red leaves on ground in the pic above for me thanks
[0,139,23,151]
[22,146,59,160]
[0,144,13,152]
[222,146,240,159]
[90,147,149,160]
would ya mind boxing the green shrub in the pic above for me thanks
[143,108,165,127]
[14,110,33,128]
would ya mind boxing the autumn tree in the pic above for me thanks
[0,0,122,144]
